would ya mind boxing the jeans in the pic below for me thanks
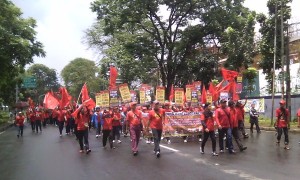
[201,131,216,152]
[112,126,120,140]
[66,119,71,134]
[77,129,89,150]
[31,121,35,131]
[218,128,233,152]
[130,125,141,152]
[152,129,162,153]
[102,130,113,148]
[277,127,289,144]
[35,120,42,132]
[96,122,102,135]
[18,125,24,136]
[58,121,64,135]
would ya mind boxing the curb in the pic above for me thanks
[245,126,300,133]
[0,123,14,133]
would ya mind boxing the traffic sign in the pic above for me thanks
[21,76,37,88]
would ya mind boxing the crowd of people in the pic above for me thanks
[14,98,294,158]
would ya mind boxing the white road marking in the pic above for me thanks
[159,145,180,152]
[0,131,5,135]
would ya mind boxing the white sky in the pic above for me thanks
[12,0,300,77]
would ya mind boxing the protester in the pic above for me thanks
[235,100,249,138]
[163,102,173,144]
[57,107,65,137]
[126,102,143,156]
[297,107,300,128]
[35,108,43,133]
[215,99,234,154]
[275,100,290,150]
[200,103,218,156]
[43,109,50,127]
[76,106,91,154]
[92,107,102,138]
[65,107,72,135]
[112,107,122,144]
[102,110,114,149]
[28,108,36,132]
[52,107,59,126]
[249,103,261,134]
[15,112,25,138]
[146,101,164,158]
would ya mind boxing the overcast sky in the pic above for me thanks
[12,0,300,77]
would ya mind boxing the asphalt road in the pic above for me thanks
[0,124,299,180]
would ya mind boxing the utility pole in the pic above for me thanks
[271,4,277,126]
[286,24,291,122]
[280,0,285,99]
[15,84,19,103]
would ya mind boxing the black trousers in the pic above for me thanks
[102,130,113,148]
[232,127,244,150]
[18,126,24,136]
[77,129,89,150]
[35,120,42,132]
[74,124,78,139]
[58,121,64,135]
[112,126,120,140]
[201,131,216,152]
[250,119,260,133]
[31,121,35,131]
[152,129,162,153]
[53,118,58,126]
[66,119,71,133]
[43,118,48,127]
[277,127,289,144]
[96,122,102,135]
[238,120,246,136]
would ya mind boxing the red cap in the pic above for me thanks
[279,100,286,104]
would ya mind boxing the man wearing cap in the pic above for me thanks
[275,100,290,150]
[126,102,143,156]
[147,101,164,158]
[215,99,234,154]
[15,112,25,138]
[235,100,249,138]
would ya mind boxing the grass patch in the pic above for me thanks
[0,111,10,125]
[244,114,298,128]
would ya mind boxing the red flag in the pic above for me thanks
[81,83,89,103]
[208,82,215,95]
[71,105,82,118]
[169,84,174,101]
[221,68,238,81]
[232,82,240,101]
[59,87,72,108]
[109,66,118,89]
[218,82,233,93]
[43,92,59,109]
[201,86,207,104]
[83,98,96,110]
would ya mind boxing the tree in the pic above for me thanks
[257,0,292,93]
[24,64,60,103]
[88,0,256,97]
[61,58,107,98]
[0,0,45,105]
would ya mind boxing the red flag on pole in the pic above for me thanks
[201,86,207,104]
[232,81,240,101]
[109,65,118,89]
[169,84,174,102]
[59,87,72,108]
[208,82,215,95]
[83,98,96,110]
[81,83,89,103]
[221,68,238,81]
[43,92,59,109]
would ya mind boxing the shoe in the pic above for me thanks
[96,135,99,138]
[240,147,247,152]
[151,141,154,144]
[79,150,84,153]
[184,140,187,143]
[86,149,91,154]
[112,147,116,149]
[243,134,249,138]
[199,138,202,142]
[133,151,138,156]
[17,134,19,138]
[146,140,150,144]
[167,140,171,144]
[212,152,219,156]
[276,141,280,145]
[229,150,236,154]
[113,140,115,143]
[59,134,62,137]
[117,140,122,144]
[220,150,224,153]
[200,147,204,154]
[156,152,160,158]
[284,146,290,150]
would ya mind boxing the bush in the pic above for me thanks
[0,111,10,125]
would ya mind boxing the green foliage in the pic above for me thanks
[61,58,107,98]
[212,79,219,86]
[87,0,254,96]
[0,0,45,106]
[258,0,292,92]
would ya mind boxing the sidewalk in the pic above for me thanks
[0,121,14,133]
[245,126,300,133]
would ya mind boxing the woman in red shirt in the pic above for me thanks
[15,112,25,138]
[35,108,43,133]
[102,110,114,149]
[112,107,122,144]
[200,103,218,156]
[76,106,91,154]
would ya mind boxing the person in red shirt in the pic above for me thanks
[57,108,65,137]
[28,108,36,132]
[146,101,164,158]
[215,99,234,154]
[65,107,72,135]
[126,102,143,156]
[35,108,43,133]
[229,101,247,152]
[200,103,218,156]
[163,102,173,144]
[15,112,25,138]
[76,106,91,154]
[102,110,114,149]
[275,100,290,150]
[43,109,50,127]
[112,107,122,144]
[235,100,249,138]
[297,108,300,128]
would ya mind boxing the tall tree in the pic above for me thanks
[61,58,107,98]
[258,0,292,93]
[88,0,256,96]
[0,0,45,105]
